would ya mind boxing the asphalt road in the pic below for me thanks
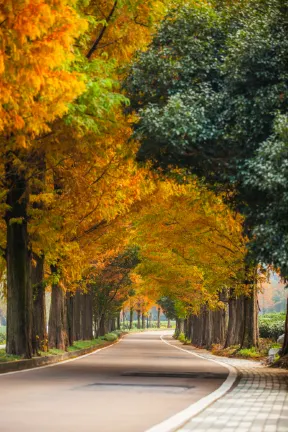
[0,331,228,432]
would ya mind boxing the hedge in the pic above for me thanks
[259,312,285,341]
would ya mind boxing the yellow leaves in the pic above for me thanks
[15,135,27,148]
[14,115,25,130]
[131,176,247,310]
[0,0,88,140]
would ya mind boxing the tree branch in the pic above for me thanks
[86,1,118,59]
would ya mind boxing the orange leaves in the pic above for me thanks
[132,178,247,311]
[0,0,87,140]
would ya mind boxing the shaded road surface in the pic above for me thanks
[0,331,228,432]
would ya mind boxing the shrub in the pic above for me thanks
[0,333,5,344]
[237,347,262,359]
[104,332,119,341]
[173,328,180,339]
[178,332,186,343]
[259,312,285,341]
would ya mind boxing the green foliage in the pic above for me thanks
[0,333,5,344]
[237,347,262,359]
[259,313,285,340]
[103,332,119,341]
[157,297,177,320]
[177,332,186,343]
[67,338,105,351]
[0,349,20,362]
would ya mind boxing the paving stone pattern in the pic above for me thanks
[178,350,288,432]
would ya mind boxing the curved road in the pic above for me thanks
[0,331,228,432]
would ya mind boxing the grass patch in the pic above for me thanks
[0,332,122,364]
[67,339,104,352]
[40,348,65,356]
[211,338,282,360]
[237,347,262,359]
[0,348,20,362]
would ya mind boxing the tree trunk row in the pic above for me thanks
[48,286,94,351]
[183,290,259,349]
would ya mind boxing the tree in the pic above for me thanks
[0,0,87,357]
[90,247,140,336]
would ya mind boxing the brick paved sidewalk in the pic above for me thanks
[177,347,288,432]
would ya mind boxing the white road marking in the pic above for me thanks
[145,334,237,432]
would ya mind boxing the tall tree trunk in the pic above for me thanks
[167,318,171,329]
[142,313,145,329]
[280,296,288,356]
[203,308,213,348]
[81,292,93,340]
[117,313,121,330]
[99,314,106,336]
[66,291,75,347]
[5,163,32,358]
[185,315,190,340]
[241,288,259,348]
[137,309,141,329]
[184,318,187,337]
[48,266,68,350]
[110,317,116,332]
[74,289,81,341]
[31,152,47,354]
[129,307,133,330]
[212,308,226,345]
[191,312,204,346]
[32,253,47,353]
[157,307,161,328]
[178,318,184,334]
[225,291,244,347]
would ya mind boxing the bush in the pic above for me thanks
[104,332,119,341]
[0,333,5,344]
[178,332,186,343]
[259,312,285,341]
[173,328,180,339]
[237,347,262,359]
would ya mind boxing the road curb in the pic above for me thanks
[145,335,238,432]
[0,337,122,375]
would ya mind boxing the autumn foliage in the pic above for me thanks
[0,0,274,358]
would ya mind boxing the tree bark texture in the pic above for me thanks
[117,313,121,330]
[5,165,33,358]
[157,307,161,328]
[129,307,133,330]
[211,308,226,345]
[241,288,259,348]
[32,253,47,353]
[74,289,81,340]
[225,292,244,347]
[66,291,75,346]
[142,314,146,329]
[137,309,141,329]
[48,268,68,350]
[81,292,93,340]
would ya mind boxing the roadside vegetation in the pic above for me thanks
[0,331,123,363]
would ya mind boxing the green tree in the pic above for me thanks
[125,0,288,351]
